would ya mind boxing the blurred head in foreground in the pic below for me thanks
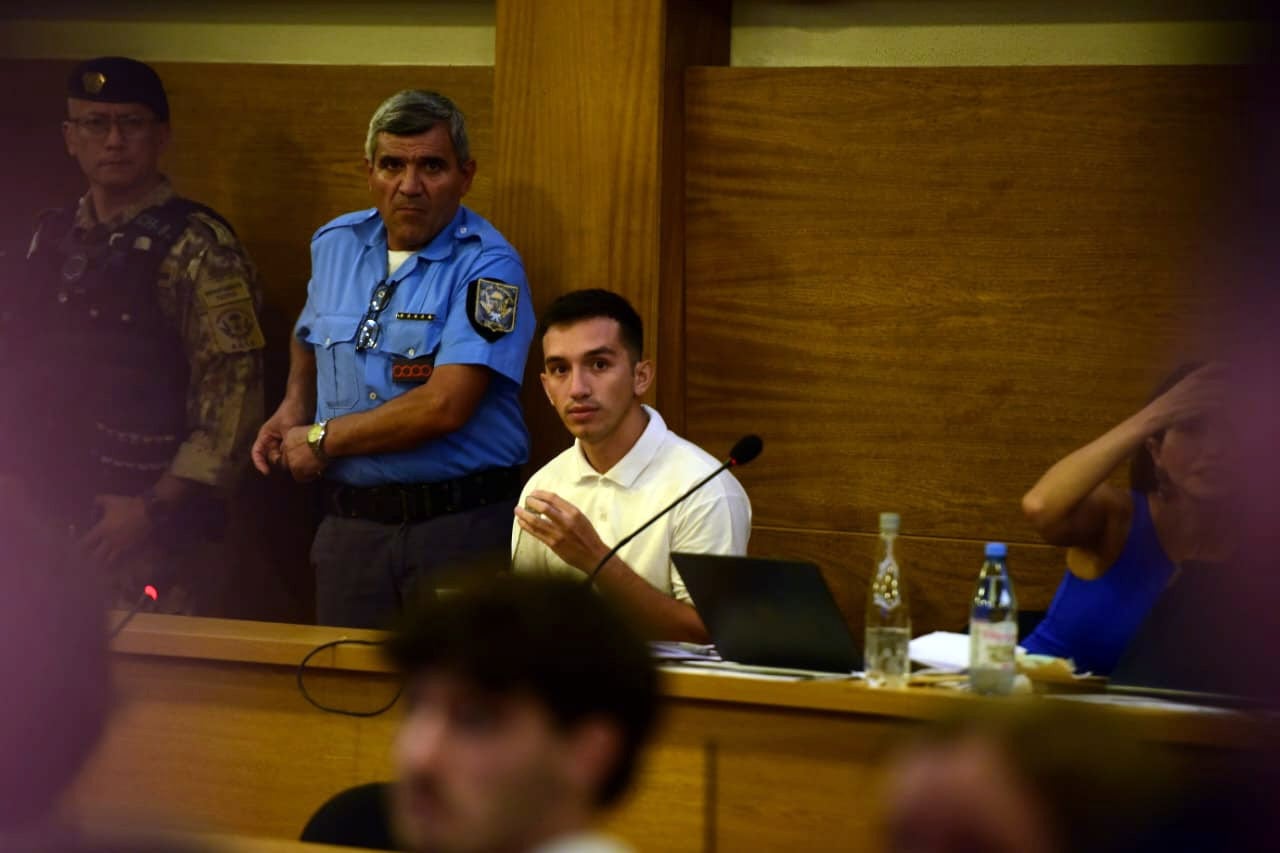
[385,576,658,853]
[0,504,110,832]
[883,703,1274,853]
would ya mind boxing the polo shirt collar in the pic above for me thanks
[570,405,667,488]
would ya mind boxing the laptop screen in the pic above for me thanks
[672,552,861,673]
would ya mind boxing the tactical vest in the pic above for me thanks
[0,197,229,523]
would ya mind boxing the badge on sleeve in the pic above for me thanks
[467,278,519,342]
[209,302,266,353]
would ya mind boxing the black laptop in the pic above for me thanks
[671,553,861,673]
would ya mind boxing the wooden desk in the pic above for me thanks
[70,615,1268,852]
[94,828,381,853]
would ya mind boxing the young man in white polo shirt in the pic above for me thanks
[511,289,752,641]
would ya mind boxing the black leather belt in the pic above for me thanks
[322,466,522,524]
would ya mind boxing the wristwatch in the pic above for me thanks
[307,420,329,462]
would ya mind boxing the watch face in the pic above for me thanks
[308,423,324,443]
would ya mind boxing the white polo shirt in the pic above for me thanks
[511,406,752,602]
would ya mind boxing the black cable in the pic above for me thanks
[296,637,404,717]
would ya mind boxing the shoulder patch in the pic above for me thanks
[466,278,519,342]
[207,300,265,353]
[188,210,237,246]
[197,265,253,310]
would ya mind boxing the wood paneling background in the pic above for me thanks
[2,58,1250,633]
[684,66,1248,635]
[492,0,731,468]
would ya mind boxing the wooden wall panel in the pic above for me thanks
[655,0,731,436]
[749,527,1065,639]
[492,0,730,469]
[685,66,1248,634]
[493,0,665,470]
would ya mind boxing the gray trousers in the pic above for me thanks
[311,498,515,628]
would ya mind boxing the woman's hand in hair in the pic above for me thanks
[1139,362,1228,436]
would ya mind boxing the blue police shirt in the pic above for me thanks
[294,206,533,487]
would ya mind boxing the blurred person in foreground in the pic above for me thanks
[0,507,198,852]
[883,704,1275,853]
[384,576,658,853]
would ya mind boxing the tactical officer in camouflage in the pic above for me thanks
[0,57,264,612]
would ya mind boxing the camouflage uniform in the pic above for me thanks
[65,180,265,490]
[2,179,264,612]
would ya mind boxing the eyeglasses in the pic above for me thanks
[67,114,155,139]
[355,279,401,351]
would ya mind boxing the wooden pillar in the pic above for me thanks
[492,0,730,467]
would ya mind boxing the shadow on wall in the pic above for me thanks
[216,125,340,624]
[0,61,83,242]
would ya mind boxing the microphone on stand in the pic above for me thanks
[109,584,159,640]
[584,434,763,587]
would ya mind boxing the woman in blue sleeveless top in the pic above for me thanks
[1021,363,1234,675]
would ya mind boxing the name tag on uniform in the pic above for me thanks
[391,355,435,384]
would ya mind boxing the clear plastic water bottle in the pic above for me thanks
[969,541,1018,695]
[865,512,911,688]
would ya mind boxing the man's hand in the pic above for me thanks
[282,424,326,482]
[252,401,309,475]
[514,490,611,574]
[82,494,151,568]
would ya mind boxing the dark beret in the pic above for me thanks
[67,56,169,121]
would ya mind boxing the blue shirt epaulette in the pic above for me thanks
[311,208,380,243]
[450,207,522,257]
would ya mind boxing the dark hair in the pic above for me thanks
[536,289,645,362]
[386,576,658,807]
[1128,361,1207,492]
[899,704,1275,853]
[365,89,470,165]
[0,507,109,829]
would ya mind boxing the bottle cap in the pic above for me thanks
[985,542,1007,559]
[878,512,900,534]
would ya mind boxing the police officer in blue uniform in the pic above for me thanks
[0,57,264,612]
[253,89,534,628]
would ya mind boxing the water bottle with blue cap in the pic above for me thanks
[969,541,1018,695]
